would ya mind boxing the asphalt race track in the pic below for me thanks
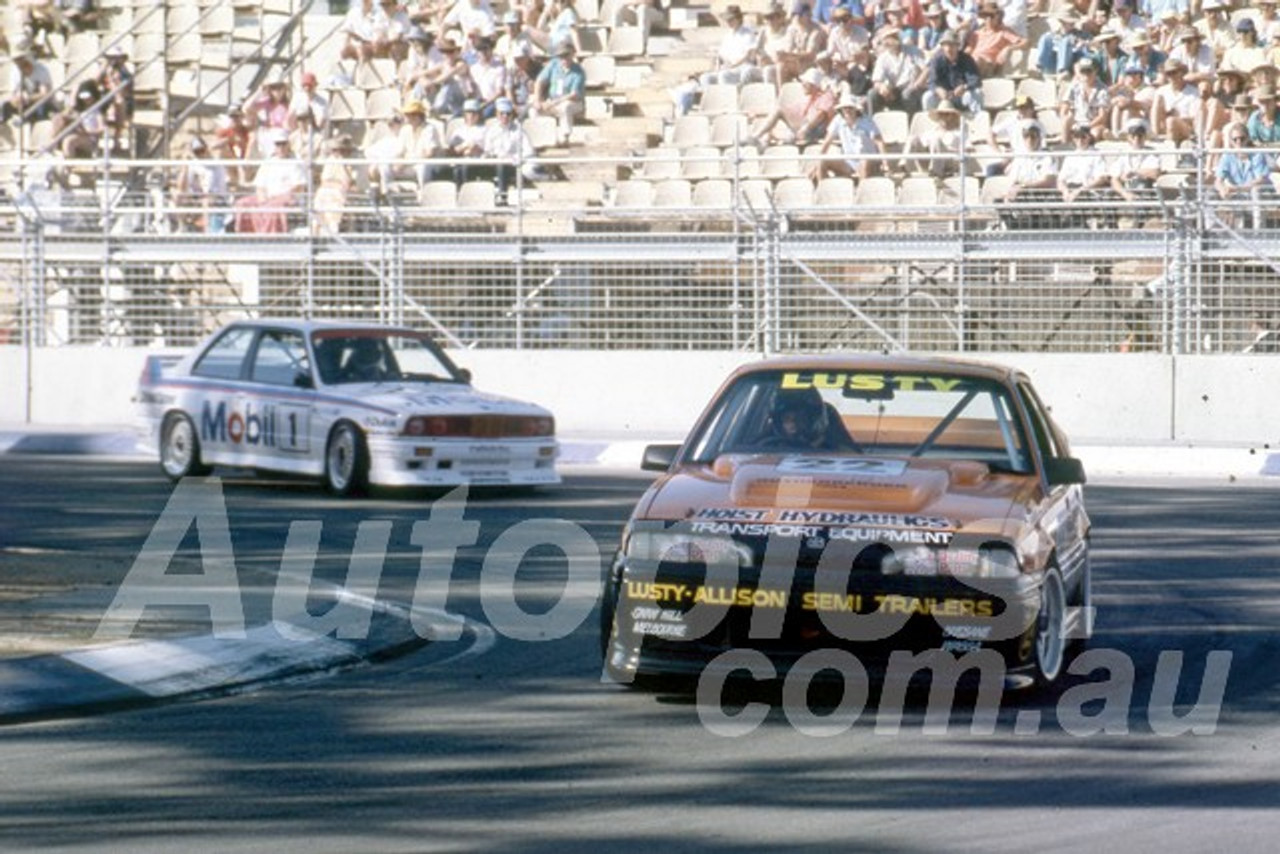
[0,457,1278,852]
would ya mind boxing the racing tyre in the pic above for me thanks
[160,413,211,481]
[1033,567,1068,689]
[324,421,369,496]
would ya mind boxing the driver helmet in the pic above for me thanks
[769,387,829,445]
[347,337,384,375]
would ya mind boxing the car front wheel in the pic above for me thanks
[324,421,369,496]
[1033,567,1068,688]
[160,413,211,480]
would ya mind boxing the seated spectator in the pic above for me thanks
[96,46,134,153]
[175,136,230,234]
[341,0,394,61]
[699,5,762,87]
[921,31,983,114]
[870,27,928,114]
[903,99,964,176]
[1109,117,1161,202]
[811,94,884,179]
[1034,11,1092,78]
[289,72,329,132]
[966,0,1025,77]
[1150,58,1199,145]
[506,44,542,117]
[444,0,496,40]
[530,41,584,146]
[987,92,1039,154]
[17,0,67,55]
[916,3,948,57]
[248,73,292,157]
[1246,84,1280,146]
[496,9,542,68]
[381,0,414,62]
[448,97,489,182]
[827,7,872,75]
[1167,27,1215,90]
[782,3,828,83]
[482,97,538,200]
[752,67,835,144]
[1221,19,1266,77]
[1124,32,1164,85]
[939,0,978,38]
[1108,0,1147,44]
[1091,27,1126,86]
[1214,121,1276,229]
[2,50,55,125]
[1258,0,1280,48]
[287,105,323,162]
[757,4,793,86]
[877,1,916,48]
[233,128,308,234]
[1059,57,1110,141]
[1057,125,1111,211]
[468,36,508,117]
[313,134,367,234]
[998,120,1058,215]
[52,79,105,159]
[369,100,445,192]
[1108,61,1152,138]
[1196,0,1234,61]
[531,0,580,55]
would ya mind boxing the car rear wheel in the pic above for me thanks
[160,413,211,480]
[324,421,369,496]
[1033,568,1067,688]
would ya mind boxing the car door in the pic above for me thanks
[188,324,257,468]
[1017,380,1088,578]
[243,327,318,475]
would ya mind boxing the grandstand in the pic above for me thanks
[1,0,1279,354]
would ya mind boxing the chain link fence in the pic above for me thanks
[2,148,1279,354]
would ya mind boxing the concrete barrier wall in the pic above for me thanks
[1,346,1275,445]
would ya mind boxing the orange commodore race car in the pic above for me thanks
[601,355,1092,690]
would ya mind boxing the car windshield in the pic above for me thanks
[685,369,1033,473]
[311,330,461,386]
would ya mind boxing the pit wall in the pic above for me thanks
[2,347,1277,446]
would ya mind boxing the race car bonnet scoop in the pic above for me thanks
[722,456,960,512]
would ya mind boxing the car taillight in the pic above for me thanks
[518,416,555,436]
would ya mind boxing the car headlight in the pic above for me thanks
[940,542,1022,578]
[625,530,753,568]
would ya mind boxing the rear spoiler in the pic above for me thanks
[137,354,183,387]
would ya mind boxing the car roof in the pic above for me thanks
[223,319,420,336]
[728,354,1024,385]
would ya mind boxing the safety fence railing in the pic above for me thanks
[2,146,1279,354]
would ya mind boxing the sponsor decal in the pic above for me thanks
[690,508,954,529]
[780,372,964,393]
[777,457,909,477]
[623,582,993,618]
[688,520,954,545]
[201,400,277,447]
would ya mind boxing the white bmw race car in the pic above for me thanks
[136,319,559,494]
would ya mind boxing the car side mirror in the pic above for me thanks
[456,367,472,384]
[293,371,314,389]
[1045,456,1086,486]
[641,443,680,472]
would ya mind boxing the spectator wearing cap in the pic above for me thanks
[758,4,794,86]
[812,95,884,179]
[870,27,928,113]
[467,35,509,118]
[53,78,106,159]
[249,73,293,156]
[1222,19,1267,75]
[827,7,872,75]
[289,72,329,131]
[2,51,55,125]
[233,128,308,234]
[1150,58,1200,145]
[505,44,542,117]
[1108,60,1153,138]
[922,30,983,113]
[483,98,538,200]
[1215,120,1276,228]
[175,136,230,234]
[966,1,1025,77]
[1195,0,1234,60]
[448,98,490,183]
[1246,84,1280,144]
[752,67,836,144]
[341,0,394,61]
[496,10,543,69]
[96,46,134,152]
[1057,125,1110,207]
[532,0,581,56]
[313,134,367,235]
[700,5,762,86]
[531,41,584,145]
[786,3,828,82]
[1060,56,1111,140]
[999,120,1057,213]
[1110,118,1161,200]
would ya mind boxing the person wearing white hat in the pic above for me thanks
[496,9,542,70]
[1150,58,1199,146]
[751,65,836,145]
[811,95,884,180]
[1000,119,1057,206]
[870,25,928,114]
[699,5,763,87]
[233,126,307,234]
[1109,117,1161,202]
[482,97,539,201]
[449,97,490,178]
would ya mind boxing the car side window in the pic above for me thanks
[192,327,255,380]
[251,330,310,386]
[1018,382,1062,462]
